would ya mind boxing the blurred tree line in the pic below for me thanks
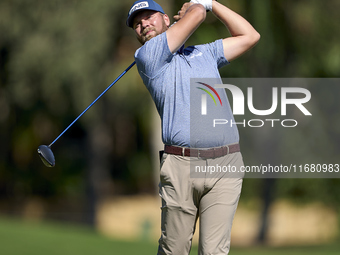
[1,0,340,241]
[0,0,153,224]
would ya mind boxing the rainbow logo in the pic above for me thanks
[196,82,222,115]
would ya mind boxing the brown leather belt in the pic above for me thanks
[164,144,240,158]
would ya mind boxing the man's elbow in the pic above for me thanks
[249,31,260,47]
[187,3,206,23]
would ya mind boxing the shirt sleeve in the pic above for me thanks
[205,39,230,69]
[134,32,174,80]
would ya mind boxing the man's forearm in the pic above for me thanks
[211,1,260,61]
[212,1,259,39]
[167,4,206,53]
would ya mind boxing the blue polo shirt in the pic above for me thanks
[135,32,239,148]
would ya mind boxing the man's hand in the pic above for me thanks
[173,2,195,21]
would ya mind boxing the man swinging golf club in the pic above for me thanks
[126,0,260,254]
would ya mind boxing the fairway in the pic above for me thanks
[0,216,339,255]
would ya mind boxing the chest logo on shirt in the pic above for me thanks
[196,82,223,115]
[189,52,203,58]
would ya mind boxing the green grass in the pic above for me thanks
[0,216,339,255]
[0,216,156,255]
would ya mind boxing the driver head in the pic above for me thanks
[37,145,55,167]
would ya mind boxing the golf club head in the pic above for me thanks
[37,145,55,167]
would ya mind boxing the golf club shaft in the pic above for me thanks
[49,61,136,147]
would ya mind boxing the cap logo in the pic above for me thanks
[129,1,149,15]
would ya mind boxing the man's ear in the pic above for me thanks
[163,14,171,27]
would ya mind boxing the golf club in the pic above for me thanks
[37,61,136,167]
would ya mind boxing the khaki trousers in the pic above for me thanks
[157,151,244,255]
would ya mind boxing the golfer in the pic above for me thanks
[126,0,260,254]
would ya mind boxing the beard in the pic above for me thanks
[138,28,157,44]
[137,18,169,45]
